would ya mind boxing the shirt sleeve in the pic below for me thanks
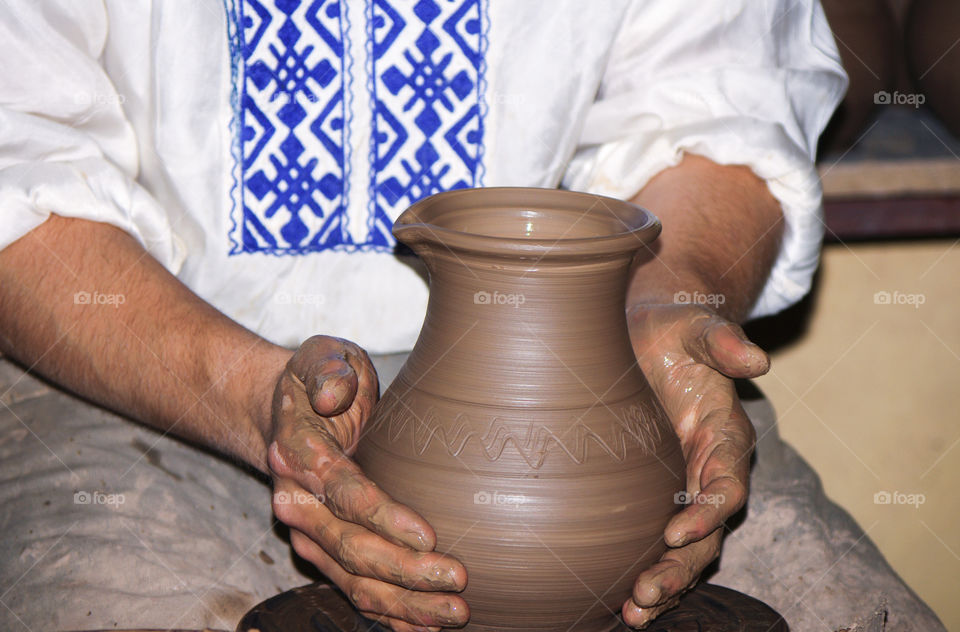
[0,0,183,269]
[562,0,847,318]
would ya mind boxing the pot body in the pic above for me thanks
[356,188,685,632]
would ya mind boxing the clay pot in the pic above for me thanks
[906,0,960,137]
[356,188,685,632]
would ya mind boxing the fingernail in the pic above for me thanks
[667,526,687,547]
[423,562,460,591]
[320,375,352,409]
[438,600,468,626]
[647,584,662,604]
[626,602,651,628]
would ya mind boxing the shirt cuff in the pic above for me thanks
[562,116,825,319]
[0,158,185,271]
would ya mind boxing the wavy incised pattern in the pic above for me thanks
[369,393,667,468]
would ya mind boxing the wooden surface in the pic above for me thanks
[824,196,960,240]
[820,159,960,199]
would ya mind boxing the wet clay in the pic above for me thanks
[355,188,686,632]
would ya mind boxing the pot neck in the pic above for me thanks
[391,188,660,409]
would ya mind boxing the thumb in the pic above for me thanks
[684,317,769,379]
[289,336,366,417]
[702,321,769,379]
[304,360,359,417]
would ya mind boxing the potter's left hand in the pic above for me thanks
[267,336,469,631]
[622,303,764,628]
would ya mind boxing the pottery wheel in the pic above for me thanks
[236,582,789,632]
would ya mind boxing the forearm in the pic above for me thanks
[0,215,290,471]
[626,154,784,323]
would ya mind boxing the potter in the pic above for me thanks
[9,2,929,631]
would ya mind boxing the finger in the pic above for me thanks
[695,320,769,379]
[269,440,437,552]
[622,595,680,630]
[290,530,470,628]
[664,474,747,547]
[668,412,753,546]
[707,321,769,377]
[272,480,465,591]
[290,336,366,417]
[627,529,723,613]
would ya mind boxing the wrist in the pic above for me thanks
[250,343,294,471]
[212,337,292,472]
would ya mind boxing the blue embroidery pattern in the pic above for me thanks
[224,0,487,255]
[225,0,353,254]
[367,0,487,245]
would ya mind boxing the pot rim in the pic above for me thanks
[393,187,661,258]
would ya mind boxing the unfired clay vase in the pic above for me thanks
[356,188,685,632]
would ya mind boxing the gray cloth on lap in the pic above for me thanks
[0,355,944,631]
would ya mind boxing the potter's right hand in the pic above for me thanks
[266,335,469,632]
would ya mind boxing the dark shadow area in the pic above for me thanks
[743,267,823,356]
[271,519,327,583]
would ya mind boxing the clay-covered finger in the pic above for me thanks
[622,594,681,629]
[345,574,469,628]
[628,529,722,610]
[665,473,748,547]
[668,419,752,546]
[269,440,437,552]
[696,319,769,379]
[273,481,465,591]
[290,530,470,628]
[289,336,365,416]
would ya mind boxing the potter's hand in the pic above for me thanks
[267,335,468,632]
[622,304,763,628]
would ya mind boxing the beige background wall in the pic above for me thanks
[747,239,959,629]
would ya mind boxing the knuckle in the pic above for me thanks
[725,478,748,510]
[706,534,723,560]
[395,552,419,587]
[303,334,334,352]
[337,539,363,575]
[311,519,332,545]
[272,494,295,523]
[290,531,313,560]
[733,414,757,447]
[267,441,292,477]
[678,555,701,583]
[347,582,376,613]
